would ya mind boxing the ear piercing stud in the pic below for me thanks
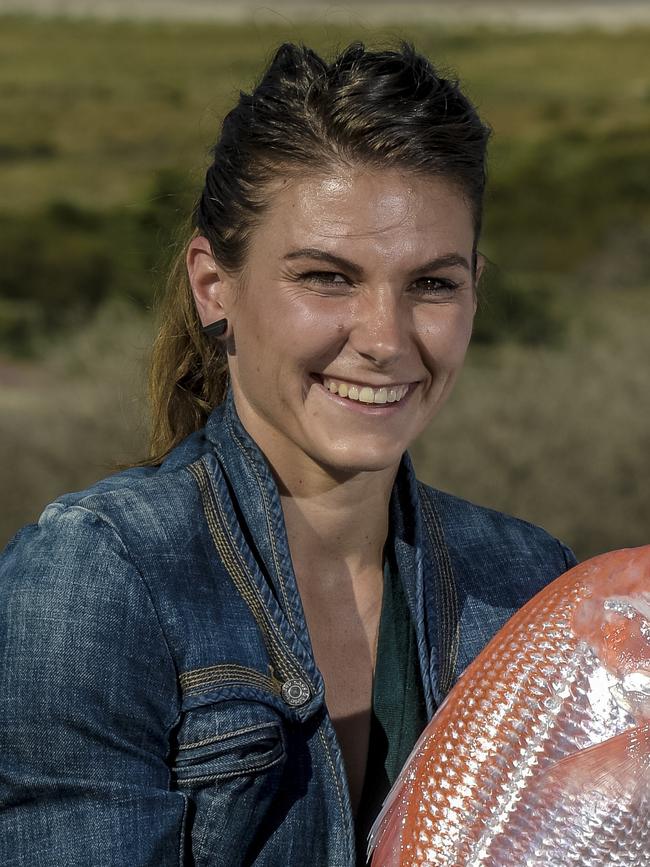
[202,319,227,338]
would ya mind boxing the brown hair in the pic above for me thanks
[144,40,491,465]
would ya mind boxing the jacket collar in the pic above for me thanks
[205,388,309,637]
[204,387,437,715]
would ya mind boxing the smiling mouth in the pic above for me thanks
[313,375,412,405]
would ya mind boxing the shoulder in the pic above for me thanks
[3,427,211,566]
[0,429,218,651]
[0,430,218,672]
[418,482,576,571]
[416,482,578,680]
[0,477,183,733]
[417,481,577,613]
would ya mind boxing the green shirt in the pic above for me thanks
[354,551,429,864]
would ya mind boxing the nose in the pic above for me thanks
[349,289,408,367]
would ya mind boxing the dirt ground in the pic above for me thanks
[2,0,650,28]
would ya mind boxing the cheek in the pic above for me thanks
[416,308,474,369]
[235,294,346,376]
[271,294,349,356]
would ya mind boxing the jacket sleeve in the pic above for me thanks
[0,503,188,866]
[558,539,579,570]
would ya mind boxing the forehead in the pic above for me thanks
[252,167,474,259]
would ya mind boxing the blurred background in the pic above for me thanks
[1,0,649,558]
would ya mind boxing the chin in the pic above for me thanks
[314,441,407,476]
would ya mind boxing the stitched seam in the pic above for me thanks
[188,460,304,684]
[209,466,303,681]
[188,460,289,673]
[180,662,263,685]
[174,751,285,785]
[418,484,460,696]
[177,790,189,867]
[423,491,459,693]
[423,497,456,692]
[180,662,279,690]
[317,727,350,845]
[179,722,278,751]
[183,679,277,695]
[181,671,281,697]
[228,415,297,630]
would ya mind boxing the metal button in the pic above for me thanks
[281,677,310,707]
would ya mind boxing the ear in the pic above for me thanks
[186,235,236,328]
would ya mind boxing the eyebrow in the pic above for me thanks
[282,247,471,278]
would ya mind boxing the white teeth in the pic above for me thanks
[359,386,374,404]
[322,378,410,405]
[374,388,388,404]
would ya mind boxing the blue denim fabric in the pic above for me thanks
[0,389,577,866]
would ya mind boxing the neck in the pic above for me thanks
[276,461,398,580]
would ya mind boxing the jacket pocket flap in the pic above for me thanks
[171,699,285,784]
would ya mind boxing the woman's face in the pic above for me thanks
[193,166,481,478]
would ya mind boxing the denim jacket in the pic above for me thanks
[0,390,576,866]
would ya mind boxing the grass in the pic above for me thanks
[1,17,649,210]
[2,19,649,352]
[412,285,650,560]
[0,299,152,543]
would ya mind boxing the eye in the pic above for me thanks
[412,277,460,296]
[297,271,354,295]
[300,271,350,287]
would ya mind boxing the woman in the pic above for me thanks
[0,42,576,866]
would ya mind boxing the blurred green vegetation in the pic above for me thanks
[1,17,649,352]
[1,15,649,557]
[0,169,192,354]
